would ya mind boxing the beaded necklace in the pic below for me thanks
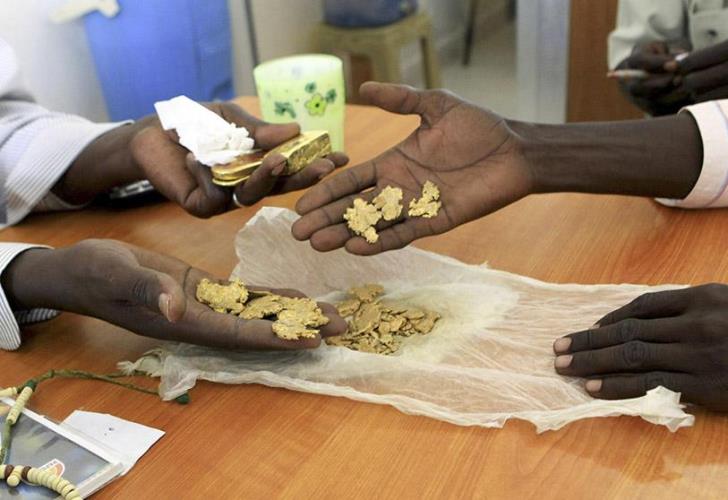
[1,369,189,499]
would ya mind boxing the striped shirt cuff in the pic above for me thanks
[0,243,58,350]
[657,100,728,208]
[2,118,124,228]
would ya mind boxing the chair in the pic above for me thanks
[314,11,442,92]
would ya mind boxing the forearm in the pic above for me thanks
[51,119,150,205]
[512,113,703,199]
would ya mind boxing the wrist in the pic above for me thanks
[52,119,152,205]
[1,248,63,311]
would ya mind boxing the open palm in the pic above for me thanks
[292,82,534,255]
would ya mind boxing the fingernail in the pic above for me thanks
[271,163,286,176]
[554,355,573,368]
[553,337,572,353]
[158,293,172,322]
[585,380,603,393]
[664,61,678,72]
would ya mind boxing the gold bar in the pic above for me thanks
[210,130,331,186]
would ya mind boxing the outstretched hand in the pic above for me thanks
[2,240,346,350]
[292,82,533,255]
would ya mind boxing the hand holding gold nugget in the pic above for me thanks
[196,279,341,342]
[292,81,532,255]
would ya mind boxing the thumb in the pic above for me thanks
[254,122,300,150]
[359,81,429,116]
[123,267,187,322]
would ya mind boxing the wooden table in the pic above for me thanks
[1,98,727,499]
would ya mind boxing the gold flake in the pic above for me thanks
[336,298,361,317]
[239,295,283,320]
[197,280,328,341]
[195,278,248,314]
[325,283,440,355]
[272,320,319,340]
[373,186,403,221]
[344,198,382,240]
[408,180,442,218]
[349,284,384,303]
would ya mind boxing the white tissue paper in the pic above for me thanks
[154,95,255,166]
[121,207,695,433]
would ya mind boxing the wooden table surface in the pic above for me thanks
[1,98,727,499]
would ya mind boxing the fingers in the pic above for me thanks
[623,52,672,72]
[204,314,323,351]
[274,157,336,193]
[182,155,231,217]
[131,127,229,218]
[625,74,675,98]
[254,122,301,150]
[359,81,427,115]
[359,82,457,121]
[596,289,690,327]
[584,373,697,400]
[293,190,377,242]
[344,217,436,255]
[318,302,348,337]
[555,317,687,354]
[680,61,728,96]
[295,161,378,215]
[675,40,728,74]
[554,341,692,377]
[233,153,287,206]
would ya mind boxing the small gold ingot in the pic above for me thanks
[211,130,331,187]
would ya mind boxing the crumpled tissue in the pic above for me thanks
[121,207,695,433]
[154,95,255,166]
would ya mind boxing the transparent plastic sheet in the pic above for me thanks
[121,207,695,433]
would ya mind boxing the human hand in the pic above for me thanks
[616,42,690,116]
[60,102,348,216]
[552,284,728,411]
[1,240,346,350]
[129,102,349,217]
[292,82,534,255]
[667,39,728,103]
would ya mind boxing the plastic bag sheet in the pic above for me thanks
[123,207,694,432]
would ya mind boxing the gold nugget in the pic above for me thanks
[373,186,403,221]
[408,180,441,218]
[325,283,440,355]
[344,198,382,243]
[196,280,329,340]
[196,278,248,314]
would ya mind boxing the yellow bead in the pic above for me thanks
[7,466,23,487]
[0,387,17,398]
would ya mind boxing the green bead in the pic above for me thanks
[174,393,190,405]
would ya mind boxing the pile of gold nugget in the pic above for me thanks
[326,284,441,355]
[344,181,442,244]
[195,279,329,340]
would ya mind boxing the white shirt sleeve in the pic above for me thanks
[607,0,689,70]
[657,99,728,208]
[1,37,124,227]
[0,243,59,351]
